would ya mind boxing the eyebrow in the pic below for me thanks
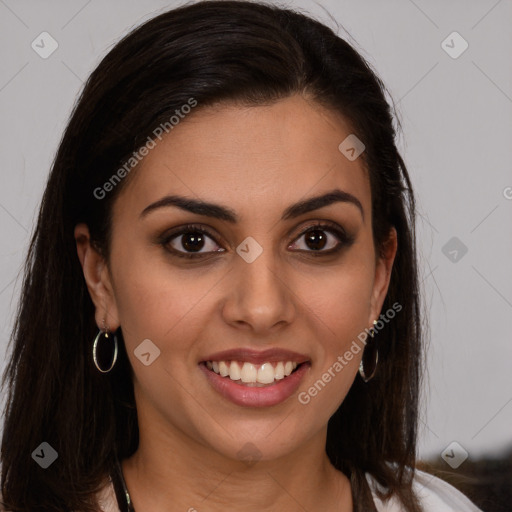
[139,188,364,222]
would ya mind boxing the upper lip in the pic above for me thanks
[201,348,310,365]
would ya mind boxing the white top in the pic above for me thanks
[0,467,485,511]
[366,468,484,512]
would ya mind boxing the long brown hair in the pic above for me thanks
[1,2,424,510]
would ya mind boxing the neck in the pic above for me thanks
[120,413,353,512]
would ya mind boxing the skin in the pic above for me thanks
[75,94,397,512]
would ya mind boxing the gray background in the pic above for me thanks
[0,0,511,463]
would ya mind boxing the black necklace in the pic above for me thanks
[111,458,136,512]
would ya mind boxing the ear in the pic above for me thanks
[74,223,120,331]
[369,227,398,325]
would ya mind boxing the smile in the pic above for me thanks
[199,348,311,407]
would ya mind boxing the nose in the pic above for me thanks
[221,243,296,334]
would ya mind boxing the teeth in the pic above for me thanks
[274,362,285,380]
[206,360,301,384]
[229,361,241,381]
[219,361,229,377]
[257,363,275,384]
[241,362,258,383]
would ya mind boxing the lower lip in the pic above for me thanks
[199,362,310,408]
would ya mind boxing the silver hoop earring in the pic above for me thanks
[359,321,378,383]
[93,329,118,373]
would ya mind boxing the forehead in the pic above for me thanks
[115,95,370,220]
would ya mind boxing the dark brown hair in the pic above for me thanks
[1,1,424,510]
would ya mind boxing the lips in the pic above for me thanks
[199,348,311,407]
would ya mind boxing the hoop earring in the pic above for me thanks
[93,329,118,373]
[359,320,378,383]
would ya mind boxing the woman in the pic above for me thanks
[0,1,484,511]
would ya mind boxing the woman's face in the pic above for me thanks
[80,94,396,463]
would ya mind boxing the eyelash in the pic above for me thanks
[158,222,354,260]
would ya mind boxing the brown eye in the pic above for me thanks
[303,229,328,251]
[176,232,207,252]
[288,223,353,255]
[160,224,225,259]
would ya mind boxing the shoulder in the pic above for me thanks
[365,466,484,512]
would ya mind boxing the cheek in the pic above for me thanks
[109,243,219,357]
[294,270,370,419]
[299,257,374,345]
[291,250,374,411]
